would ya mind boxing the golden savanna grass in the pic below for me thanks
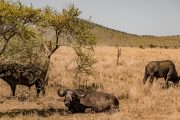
[1,47,180,120]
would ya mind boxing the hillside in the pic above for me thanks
[89,22,180,48]
[37,20,180,48]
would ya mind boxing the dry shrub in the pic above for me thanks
[149,44,156,48]
[164,45,169,49]
[139,45,144,49]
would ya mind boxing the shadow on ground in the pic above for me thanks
[0,108,68,118]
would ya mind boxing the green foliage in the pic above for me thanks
[43,4,96,87]
[0,0,50,69]
[0,0,42,55]
[43,4,96,50]
[0,1,96,87]
[74,48,96,74]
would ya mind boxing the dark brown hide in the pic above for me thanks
[0,63,46,96]
[143,60,179,87]
[58,89,119,113]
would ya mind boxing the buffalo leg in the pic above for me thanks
[85,108,93,113]
[109,104,120,113]
[164,76,170,88]
[173,80,179,88]
[143,74,149,84]
[35,80,45,97]
[10,84,16,96]
[35,81,41,97]
[149,74,154,85]
[163,76,167,81]
[40,79,45,96]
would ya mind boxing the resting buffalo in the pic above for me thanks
[0,63,46,97]
[58,89,119,113]
[143,60,180,88]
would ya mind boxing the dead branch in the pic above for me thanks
[116,43,121,66]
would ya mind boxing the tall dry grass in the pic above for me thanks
[0,47,180,120]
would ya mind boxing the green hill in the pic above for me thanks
[39,20,180,48]
[89,21,180,48]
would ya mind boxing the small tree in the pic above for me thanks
[0,1,96,87]
[73,47,96,88]
[0,0,42,56]
[43,5,96,87]
[116,43,121,66]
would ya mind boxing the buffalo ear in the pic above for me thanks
[58,89,69,97]
[73,89,86,98]
[178,76,180,80]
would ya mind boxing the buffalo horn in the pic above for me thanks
[58,89,69,97]
[73,89,87,98]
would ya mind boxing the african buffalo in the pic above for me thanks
[58,89,119,113]
[143,60,180,88]
[0,63,46,96]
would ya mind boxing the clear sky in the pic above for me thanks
[15,0,180,36]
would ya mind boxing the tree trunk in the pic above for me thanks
[116,44,121,66]
[48,30,60,58]
[0,40,8,56]
[55,31,59,49]
[0,32,16,56]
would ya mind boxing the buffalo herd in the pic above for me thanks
[0,60,179,113]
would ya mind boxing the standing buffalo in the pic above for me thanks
[58,89,119,113]
[143,60,180,88]
[0,63,47,97]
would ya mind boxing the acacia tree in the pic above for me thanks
[0,1,96,87]
[43,5,96,87]
[0,0,42,56]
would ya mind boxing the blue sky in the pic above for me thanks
[15,0,180,36]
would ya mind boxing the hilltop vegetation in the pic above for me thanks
[89,22,180,48]
[34,20,180,48]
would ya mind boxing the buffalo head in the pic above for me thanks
[0,65,11,78]
[58,89,86,107]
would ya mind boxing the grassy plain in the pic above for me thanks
[1,47,180,120]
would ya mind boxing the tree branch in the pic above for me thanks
[0,40,9,56]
